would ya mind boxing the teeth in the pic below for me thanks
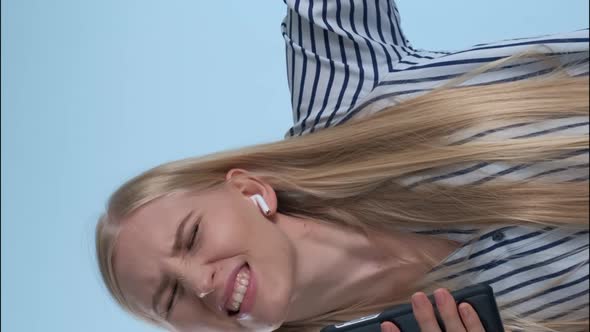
[232,292,245,302]
[228,266,250,312]
[231,301,240,311]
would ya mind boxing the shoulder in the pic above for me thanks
[307,28,589,134]
[439,225,588,321]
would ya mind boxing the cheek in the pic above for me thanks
[201,210,258,253]
[221,199,264,232]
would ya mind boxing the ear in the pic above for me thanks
[225,168,277,216]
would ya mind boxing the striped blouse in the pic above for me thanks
[281,0,589,326]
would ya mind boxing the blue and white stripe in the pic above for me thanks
[431,227,589,322]
[283,1,588,138]
[281,0,589,324]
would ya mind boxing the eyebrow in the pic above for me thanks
[151,210,194,317]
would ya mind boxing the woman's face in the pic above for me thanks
[112,175,296,331]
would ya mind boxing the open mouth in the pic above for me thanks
[225,263,251,316]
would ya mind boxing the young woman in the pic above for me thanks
[96,1,589,331]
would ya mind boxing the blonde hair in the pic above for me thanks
[96,49,589,331]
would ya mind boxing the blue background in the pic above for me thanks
[2,1,588,331]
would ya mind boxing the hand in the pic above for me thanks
[380,288,484,332]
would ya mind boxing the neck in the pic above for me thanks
[274,214,458,323]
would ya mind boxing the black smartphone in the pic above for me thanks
[320,283,504,332]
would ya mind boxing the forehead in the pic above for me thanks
[112,191,199,311]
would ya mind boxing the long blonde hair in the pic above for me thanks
[96,49,589,331]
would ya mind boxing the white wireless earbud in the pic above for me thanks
[249,194,271,215]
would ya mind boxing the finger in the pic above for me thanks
[458,303,485,332]
[434,288,466,332]
[380,321,400,332]
[412,292,442,332]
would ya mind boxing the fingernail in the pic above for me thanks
[412,293,427,308]
[380,322,395,332]
[434,289,446,307]
[460,304,470,319]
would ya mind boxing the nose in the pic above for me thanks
[180,260,217,300]
[197,289,214,298]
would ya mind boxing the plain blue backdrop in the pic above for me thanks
[2,1,588,331]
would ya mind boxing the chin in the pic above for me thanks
[236,289,291,332]
[240,296,291,332]
[239,260,293,331]
[236,313,284,332]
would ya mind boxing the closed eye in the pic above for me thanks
[164,214,199,318]
[164,282,180,319]
[186,217,200,250]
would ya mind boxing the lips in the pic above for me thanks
[221,263,248,313]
